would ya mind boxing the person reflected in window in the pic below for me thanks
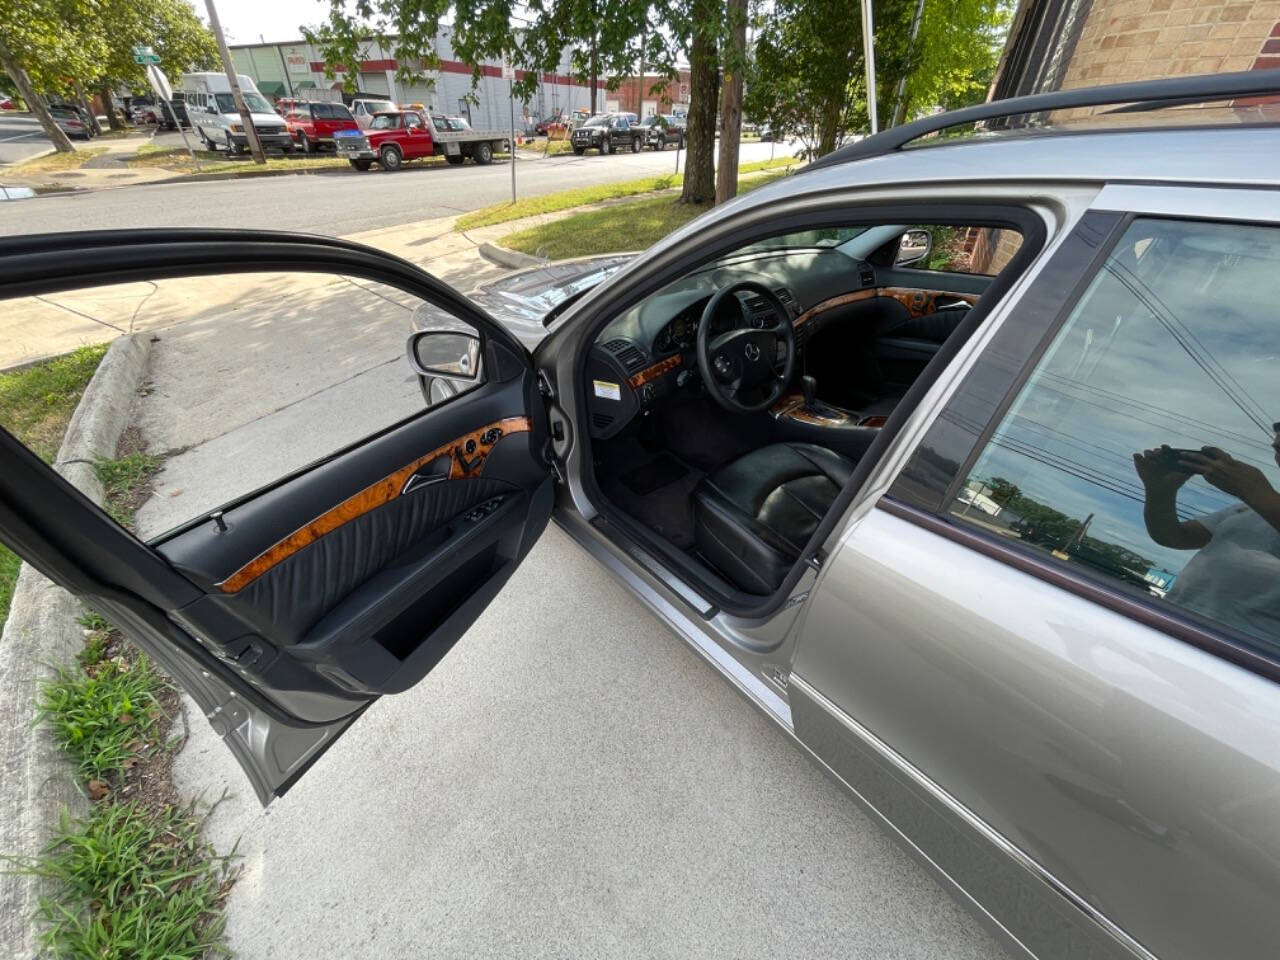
[1133,426,1280,637]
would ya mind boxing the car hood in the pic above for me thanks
[412,253,634,348]
[250,112,286,127]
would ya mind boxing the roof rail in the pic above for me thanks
[806,69,1280,172]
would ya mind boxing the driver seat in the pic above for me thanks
[693,443,855,595]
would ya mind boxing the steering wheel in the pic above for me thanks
[696,281,797,413]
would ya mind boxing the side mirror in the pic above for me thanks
[406,330,482,381]
[895,228,933,267]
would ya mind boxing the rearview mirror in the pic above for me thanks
[895,228,933,267]
[406,330,482,381]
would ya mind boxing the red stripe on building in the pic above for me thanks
[308,57,579,86]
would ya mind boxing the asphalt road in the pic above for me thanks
[0,113,57,166]
[0,136,796,238]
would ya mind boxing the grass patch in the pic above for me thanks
[16,611,238,958]
[20,800,235,960]
[93,430,170,532]
[38,641,164,782]
[0,344,107,630]
[0,344,108,463]
[129,147,349,176]
[456,155,798,231]
[15,147,108,172]
[501,169,794,260]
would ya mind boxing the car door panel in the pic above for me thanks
[0,230,552,800]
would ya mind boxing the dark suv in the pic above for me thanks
[571,115,642,155]
[637,114,684,151]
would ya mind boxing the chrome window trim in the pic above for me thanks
[788,672,1160,960]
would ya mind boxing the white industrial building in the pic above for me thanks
[230,31,602,130]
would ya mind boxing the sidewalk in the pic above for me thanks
[0,213,506,370]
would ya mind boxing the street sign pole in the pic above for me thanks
[145,62,201,172]
[503,60,516,204]
[860,0,879,134]
[203,0,266,163]
[509,80,516,204]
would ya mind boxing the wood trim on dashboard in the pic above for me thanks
[216,416,532,593]
[627,353,681,388]
[793,289,878,328]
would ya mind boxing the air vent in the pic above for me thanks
[601,337,646,372]
[859,266,876,288]
[775,288,793,305]
[592,412,615,430]
[745,295,770,313]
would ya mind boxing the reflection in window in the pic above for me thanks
[952,218,1280,652]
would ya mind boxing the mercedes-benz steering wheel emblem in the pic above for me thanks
[744,342,761,362]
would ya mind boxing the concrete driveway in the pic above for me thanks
[0,113,54,166]
[101,231,1011,959]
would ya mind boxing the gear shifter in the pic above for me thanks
[801,374,817,410]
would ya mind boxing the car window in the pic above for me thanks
[313,103,352,120]
[949,216,1280,656]
[370,114,402,130]
[0,271,486,540]
[405,114,424,130]
[896,225,1024,275]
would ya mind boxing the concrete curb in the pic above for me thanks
[0,333,152,958]
[477,242,545,271]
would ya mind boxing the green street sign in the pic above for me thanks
[134,53,161,64]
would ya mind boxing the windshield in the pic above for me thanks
[370,114,403,130]
[731,227,870,256]
[361,100,396,114]
[583,117,608,127]
[214,92,273,114]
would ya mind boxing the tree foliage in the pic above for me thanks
[303,0,681,102]
[745,0,1011,159]
[0,0,216,149]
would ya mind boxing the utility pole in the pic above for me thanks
[860,0,879,134]
[204,0,266,163]
[891,0,927,127]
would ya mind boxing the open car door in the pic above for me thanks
[0,230,553,804]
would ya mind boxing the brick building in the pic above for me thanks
[992,0,1280,98]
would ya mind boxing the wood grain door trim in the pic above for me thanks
[792,286,979,329]
[216,416,531,593]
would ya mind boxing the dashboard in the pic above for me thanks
[586,247,877,438]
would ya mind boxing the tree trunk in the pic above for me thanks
[0,35,75,152]
[73,80,102,136]
[679,7,718,205]
[714,0,747,205]
[99,83,123,131]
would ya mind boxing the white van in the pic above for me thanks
[179,72,294,154]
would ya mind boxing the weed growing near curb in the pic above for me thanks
[21,800,236,960]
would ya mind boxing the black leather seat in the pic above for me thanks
[694,443,856,595]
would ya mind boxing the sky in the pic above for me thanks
[201,0,330,45]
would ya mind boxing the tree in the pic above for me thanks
[714,0,747,205]
[673,0,719,205]
[745,0,1010,161]
[0,0,102,152]
[91,0,218,131]
[303,0,677,106]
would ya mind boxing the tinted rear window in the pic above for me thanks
[312,103,353,120]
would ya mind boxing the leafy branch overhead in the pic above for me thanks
[304,0,684,101]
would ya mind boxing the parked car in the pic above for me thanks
[349,98,399,129]
[571,114,643,155]
[156,98,190,130]
[0,97,15,110]
[636,114,684,150]
[534,114,563,135]
[129,97,159,125]
[47,104,93,140]
[281,100,358,152]
[7,70,1280,960]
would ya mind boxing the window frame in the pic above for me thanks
[883,200,1280,683]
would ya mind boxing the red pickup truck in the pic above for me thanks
[280,100,358,152]
[334,110,508,171]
